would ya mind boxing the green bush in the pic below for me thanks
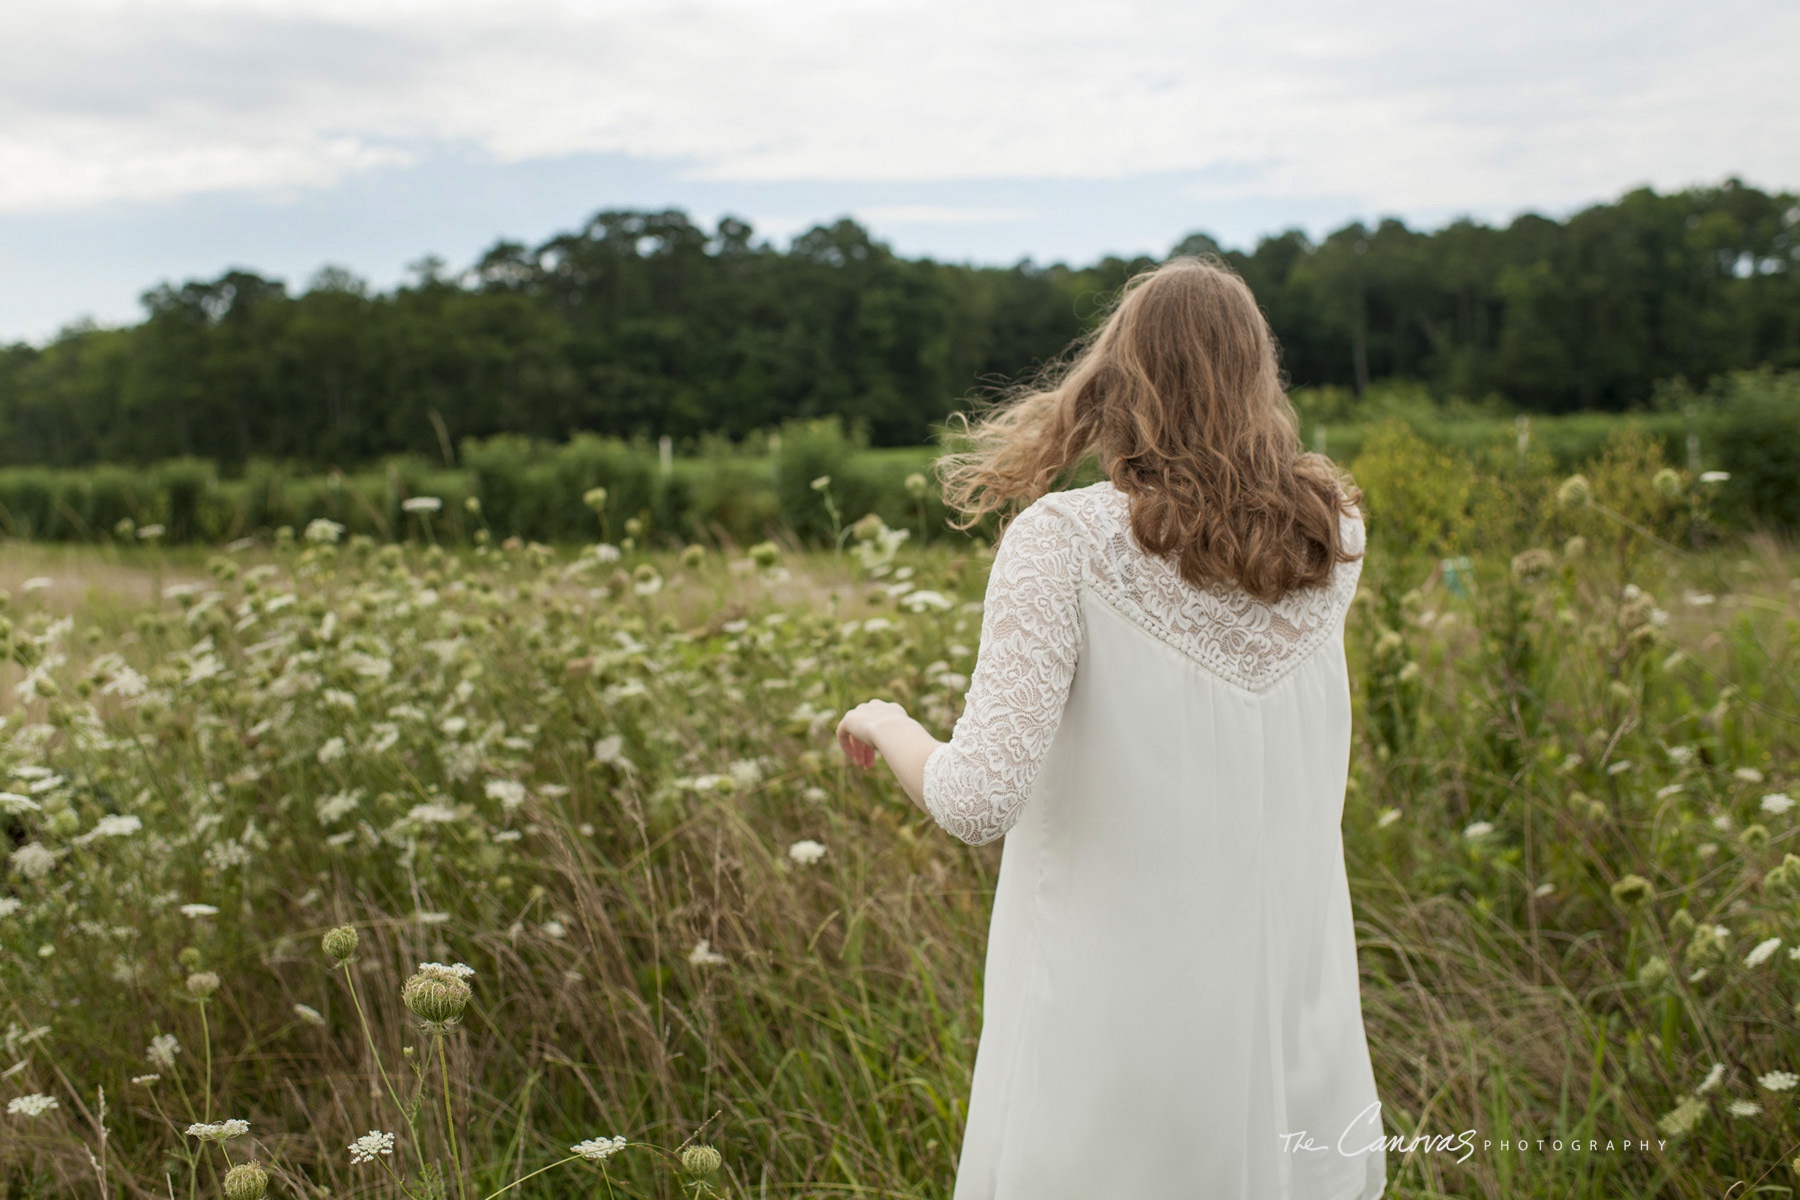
[1706,370,1800,531]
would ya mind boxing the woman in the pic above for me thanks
[835,257,1387,1199]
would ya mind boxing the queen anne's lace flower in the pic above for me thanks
[787,839,827,866]
[146,1034,181,1069]
[186,1119,250,1141]
[1758,1071,1799,1092]
[1745,938,1782,968]
[7,1094,58,1117]
[572,1135,628,1161]
[348,1130,395,1163]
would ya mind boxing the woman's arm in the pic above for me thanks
[833,498,1086,845]
[836,700,940,810]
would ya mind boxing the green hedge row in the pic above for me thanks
[0,374,1794,546]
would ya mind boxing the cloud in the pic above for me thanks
[0,0,1793,222]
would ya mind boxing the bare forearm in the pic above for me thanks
[836,699,943,814]
[868,715,942,812]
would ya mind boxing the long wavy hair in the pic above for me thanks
[938,256,1361,604]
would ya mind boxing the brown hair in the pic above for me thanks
[937,256,1362,603]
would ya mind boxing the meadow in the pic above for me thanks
[1,421,1798,1199]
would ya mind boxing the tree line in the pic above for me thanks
[0,178,1794,467]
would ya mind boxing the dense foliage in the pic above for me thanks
[0,428,1797,1199]
[1,179,1796,467]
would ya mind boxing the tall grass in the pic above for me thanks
[0,426,1795,1198]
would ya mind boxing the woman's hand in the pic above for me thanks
[834,699,944,812]
[836,699,911,769]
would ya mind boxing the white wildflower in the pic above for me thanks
[787,839,827,866]
[130,1074,160,1086]
[303,518,346,544]
[9,843,59,880]
[572,1135,628,1161]
[76,814,142,844]
[593,734,626,765]
[147,1034,180,1069]
[179,903,220,918]
[1758,1071,1799,1092]
[1698,1063,1727,1094]
[21,577,52,592]
[100,667,148,698]
[185,1118,250,1141]
[1761,793,1794,816]
[1735,767,1766,783]
[688,938,728,966]
[316,736,347,765]
[1700,470,1731,484]
[293,1004,326,1026]
[1745,938,1781,969]
[0,898,20,918]
[7,1094,57,1117]
[728,759,763,789]
[1657,1094,1707,1137]
[401,496,442,514]
[593,543,622,563]
[348,1130,396,1163]
[1376,808,1402,828]
[404,803,459,825]
[900,589,954,613]
[316,789,362,824]
[0,792,40,815]
[1462,821,1495,839]
[1728,1099,1762,1118]
[484,779,527,811]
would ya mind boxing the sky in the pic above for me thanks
[1,0,1795,343]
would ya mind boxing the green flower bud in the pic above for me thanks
[681,1144,722,1177]
[402,971,471,1027]
[1610,874,1653,907]
[223,1161,269,1200]
[322,925,359,964]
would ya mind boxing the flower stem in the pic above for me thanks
[437,1032,469,1200]
[475,1154,580,1200]
[198,1003,212,1125]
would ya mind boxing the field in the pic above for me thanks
[2,424,1799,1199]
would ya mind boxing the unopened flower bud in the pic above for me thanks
[223,1161,269,1200]
[186,971,221,999]
[402,971,471,1027]
[322,925,359,964]
[681,1144,722,1177]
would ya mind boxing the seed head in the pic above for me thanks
[322,925,358,964]
[1610,874,1653,907]
[402,970,472,1027]
[681,1144,722,1177]
[223,1161,269,1200]
[185,971,221,999]
[583,487,608,512]
[1652,467,1683,500]
[1557,474,1592,508]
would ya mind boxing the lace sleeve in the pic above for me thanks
[921,498,1086,846]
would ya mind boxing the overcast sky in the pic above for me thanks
[1,0,1794,342]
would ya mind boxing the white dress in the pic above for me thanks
[921,480,1386,1200]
